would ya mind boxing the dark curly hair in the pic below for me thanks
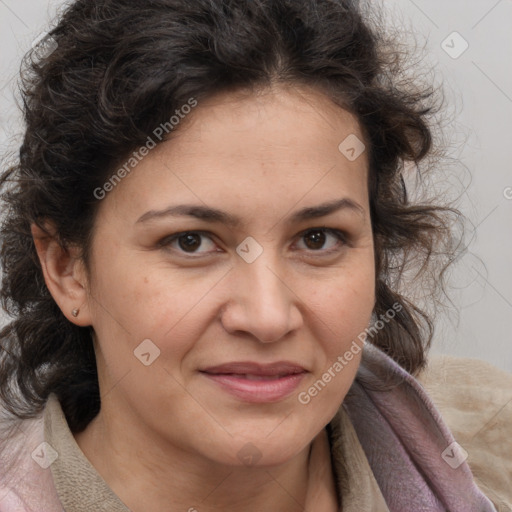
[0,0,455,433]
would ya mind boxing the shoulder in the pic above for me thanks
[417,355,512,510]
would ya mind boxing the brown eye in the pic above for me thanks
[178,233,202,252]
[294,228,347,254]
[159,231,218,256]
[303,230,327,250]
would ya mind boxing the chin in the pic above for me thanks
[206,424,316,468]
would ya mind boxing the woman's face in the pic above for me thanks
[84,85,375,466]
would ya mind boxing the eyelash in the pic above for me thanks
[158,228,348,258]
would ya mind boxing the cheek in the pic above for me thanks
[305,261,375,338]
[88,261,230,387]
[89,246,216,334]
[295,271,373,423]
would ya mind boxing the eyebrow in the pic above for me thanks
[135,198,365,226]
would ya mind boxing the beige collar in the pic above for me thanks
[44,395,130,512]
[44,395,388,511]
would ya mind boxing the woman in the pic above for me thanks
[0,0,510,511]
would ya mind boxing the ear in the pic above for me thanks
[31,222,92,326]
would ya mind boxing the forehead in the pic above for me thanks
[167,85,365,162]
[100,85,370,224]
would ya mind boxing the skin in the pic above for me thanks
[32,84,376,512]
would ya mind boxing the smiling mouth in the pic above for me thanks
[200,362,307,403]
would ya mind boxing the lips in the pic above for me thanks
[200,361,307,403]
[202,361,306,377]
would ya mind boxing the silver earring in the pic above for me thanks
[72,308,80,317]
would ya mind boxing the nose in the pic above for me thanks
[220,259,303,343]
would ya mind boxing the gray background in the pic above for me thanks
[1,0,511,372]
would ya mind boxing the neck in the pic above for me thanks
[74,408,339,512]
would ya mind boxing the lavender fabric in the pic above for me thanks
[342,342,497,511]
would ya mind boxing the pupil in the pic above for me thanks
[305,230,326,250]
[179,233,201,252]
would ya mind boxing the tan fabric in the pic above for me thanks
[44,396,130,512]
[43,395,388,512]
[329,405,391,511]
[417,355,512,512]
